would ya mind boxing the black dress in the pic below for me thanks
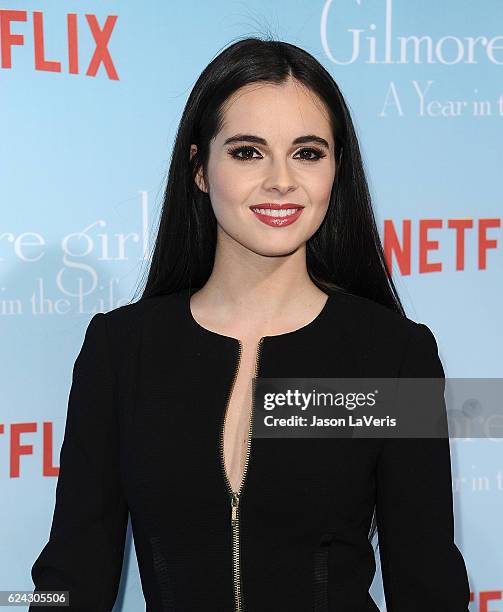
[30,286,470,611]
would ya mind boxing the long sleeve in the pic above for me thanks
[30,313,129,611]
[375,322,470,611]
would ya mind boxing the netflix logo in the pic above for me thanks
[470,590,503,610]
[384,217,501,275]
[0,9,119,79]
[0,421,60,478]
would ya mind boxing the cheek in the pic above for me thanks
[319,159,337,204]
[207,162,248,217]
[310,172,334,213]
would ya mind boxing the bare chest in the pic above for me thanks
[222,339,262,493]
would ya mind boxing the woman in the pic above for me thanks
[30,37,470,611]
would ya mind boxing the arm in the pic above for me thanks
[375,322,470,611]
[30,313,129,611]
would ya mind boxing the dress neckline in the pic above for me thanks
[184,285,335,344]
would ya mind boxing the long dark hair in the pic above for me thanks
[131,36,407,548]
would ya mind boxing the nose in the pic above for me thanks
[262,157,297,193]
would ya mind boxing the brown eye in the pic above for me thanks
[294,148,326,161]
[227,146,261,161]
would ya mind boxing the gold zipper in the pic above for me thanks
[220,336,264,612]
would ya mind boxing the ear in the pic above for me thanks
[190,144,208,193]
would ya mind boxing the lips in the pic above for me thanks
[249,204,305,227]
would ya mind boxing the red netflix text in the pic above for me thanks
[470,589,502,611]
[384,217,501,275]
[1,421,59,478]
[0,9,119,79]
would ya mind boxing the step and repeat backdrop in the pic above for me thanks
[1,1,502,609]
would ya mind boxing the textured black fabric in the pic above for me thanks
[29,287,470,611]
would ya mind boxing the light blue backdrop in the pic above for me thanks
[1,1,502,609]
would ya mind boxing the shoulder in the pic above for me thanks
[331,289,441,374]
[333,288,416,334]
[98,292,183,348]
[103,294,171,324]
[105,291,184,324]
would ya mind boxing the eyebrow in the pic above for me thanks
[222,134,330,150]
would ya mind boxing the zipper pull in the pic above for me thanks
[231,492,240,523]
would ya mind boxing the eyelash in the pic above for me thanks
[227,145,327,163]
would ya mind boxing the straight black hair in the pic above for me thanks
[131,36,407,549]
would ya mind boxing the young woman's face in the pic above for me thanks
[192,78,337,257]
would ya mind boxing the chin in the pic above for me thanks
[246,240,305,258]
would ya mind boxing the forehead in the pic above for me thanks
[219,80,332,139]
